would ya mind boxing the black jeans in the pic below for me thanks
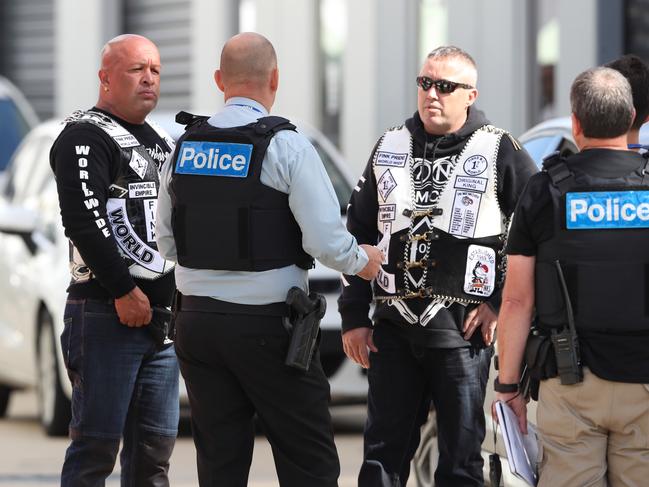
[359,322,493,487]
[174,307,340,487]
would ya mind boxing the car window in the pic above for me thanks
[3,135,50,204]
[522,134,579,168]
[522,135,564,167]
[311,139,352,214]
[0,98,32,172]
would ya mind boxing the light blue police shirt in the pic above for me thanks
[156,97,368,305]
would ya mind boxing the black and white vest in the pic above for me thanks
[371,124,508,323]
[64,109,176,282]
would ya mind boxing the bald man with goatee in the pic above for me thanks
[156,32,381,487]
[50,34,179,487]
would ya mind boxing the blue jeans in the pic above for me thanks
[359,321,493,487]
[60,298,179,487]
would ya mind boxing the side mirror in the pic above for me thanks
[0,204,40,254]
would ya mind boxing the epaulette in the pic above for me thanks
[175,111,209,128]
[254,116,296,135]
[542,151,574,193]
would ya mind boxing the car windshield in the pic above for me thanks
[0,98,32,172]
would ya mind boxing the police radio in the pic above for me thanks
[552,260,583,385]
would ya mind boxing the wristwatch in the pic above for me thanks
[493,376,519,393]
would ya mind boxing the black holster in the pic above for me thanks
[283,287,326,371]
[524,327,557,400]
[148,305,174,349]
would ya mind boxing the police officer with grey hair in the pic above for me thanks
[494,66,649,486]
[156,32,382,487]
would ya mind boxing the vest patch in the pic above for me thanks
[114,133,139,148]
[175,141,252,178]
[379,204,396,221]
[454,175,487,193]
[450,190,482,237]
[143,199,157,243]
[376,267,396,293]
[378,223,391,264]
[128,181,157,198]
[566,190,649,229]
[463,245,495,297]
[129,151,149,179]
[106,199,167,272]
[463,155,488,175]
[376,151,408,167]
[377,169,397,202]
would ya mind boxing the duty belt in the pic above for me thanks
[177,293,289,317]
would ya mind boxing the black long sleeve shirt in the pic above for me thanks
[50,108,175,306]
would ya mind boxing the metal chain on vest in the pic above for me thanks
[401,133,442,299]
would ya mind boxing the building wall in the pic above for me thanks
[0,0,629,170]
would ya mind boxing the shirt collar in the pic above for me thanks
[225,97,268,116]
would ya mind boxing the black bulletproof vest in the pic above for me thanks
[535,152,649,334]
[169,113,313,271]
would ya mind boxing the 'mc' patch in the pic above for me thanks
[175,141,252,178]
[566,190,649,229]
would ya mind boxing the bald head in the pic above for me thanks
[96,34,161,124]
[100,34,157,70]
[219,32,277,86]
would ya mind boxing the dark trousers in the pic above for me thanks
[359,322,492,487]
[60,298,179,487]
[174,308,340,487]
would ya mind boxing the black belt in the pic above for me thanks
[177,294,289,317]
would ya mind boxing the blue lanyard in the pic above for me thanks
[230,103,263,114]
[628,144,649,150]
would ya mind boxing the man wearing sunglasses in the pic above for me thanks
[339,45,537,486]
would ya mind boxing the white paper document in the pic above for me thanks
[495,400,539,486]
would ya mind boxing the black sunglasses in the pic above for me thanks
[416,76,474,94]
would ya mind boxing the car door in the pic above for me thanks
[0,132,56,386]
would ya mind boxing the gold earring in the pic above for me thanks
[104,86,109,92]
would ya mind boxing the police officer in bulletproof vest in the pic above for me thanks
[50,34,179,486]
[155,32,382,487]
[494,66,649,486]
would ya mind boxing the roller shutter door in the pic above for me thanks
[0,0,55,119]
[124,0,192,111]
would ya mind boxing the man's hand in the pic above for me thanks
[342,327,378,369]
[492,392,528,434]
[357,244,383,281]
[463,302,497,345]
[114,286,152,327]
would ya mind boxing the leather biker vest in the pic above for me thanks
[371,124,508,315]
[63,109,176,282]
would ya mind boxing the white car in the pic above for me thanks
[0,112,367,436]
[0,76,39,185]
